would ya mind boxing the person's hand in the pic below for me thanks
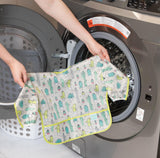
[8,59,27,88]
[86,39,110,62]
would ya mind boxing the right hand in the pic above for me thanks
[9,59,28,88]
[86,39,110,62]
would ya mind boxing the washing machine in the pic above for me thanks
[0,0,68,119]
[56,0,160,158]
[0,0,160,158]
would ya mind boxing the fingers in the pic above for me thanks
[22,71,28,83]
[86,39,110,62]
[13,71,27,88]
[102,50,110,62]
[18,79,25,88]
[20,71,28,88]
[98,48,110,62]
[95,43,110,62]
[13,76,24,88]
[9,59,27,88]
[19,71,27,88]
[98,52,105,61]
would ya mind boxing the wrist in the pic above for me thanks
[83,36,94,46]
[84,35,97,48]
[7,57,17,68]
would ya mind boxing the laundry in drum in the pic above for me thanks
[14,55,129,145]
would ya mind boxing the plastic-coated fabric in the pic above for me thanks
[14,56,129,144]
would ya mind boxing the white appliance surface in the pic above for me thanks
[0,129,82,158]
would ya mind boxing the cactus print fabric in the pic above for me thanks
[14,56,129,144]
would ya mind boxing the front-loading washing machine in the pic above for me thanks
[0,0,69,119]
[56,0,160,158]
[0,0,160,157]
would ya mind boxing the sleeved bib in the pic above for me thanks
[14,56,129,144]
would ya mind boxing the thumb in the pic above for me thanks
[18,72,25,88]
[22,71,28,83]
[18,79,25,88]
[102,48,110,62]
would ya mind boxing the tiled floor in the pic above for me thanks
[0,129,82,158]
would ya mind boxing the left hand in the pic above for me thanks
[86,40,110,62]
[8,59,28,88]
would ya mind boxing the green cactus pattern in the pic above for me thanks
[15,55,129,145]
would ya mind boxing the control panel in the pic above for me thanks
[128,0,160,13]
[91,0,160,15]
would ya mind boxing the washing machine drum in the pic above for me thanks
[65,30,142,140]
[0,5,67,119]
[0,27,46,105]
[67,32,140,123]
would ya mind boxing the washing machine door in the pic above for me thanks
[0,5,67,119]
[62,13,157,140]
